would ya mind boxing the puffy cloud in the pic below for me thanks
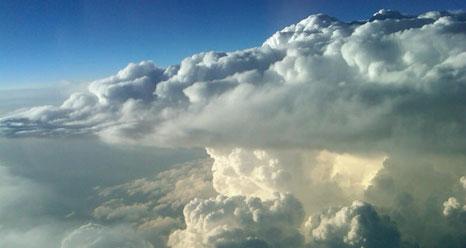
[442,176,466,218]
[442,197,465,217]
[88,61,167,105]
[305,201,400,248]
[208,147,386,213]
[60,223,153,248]
[0,11,464,153]
[364,156,466,247]
[439,176,466,247]
[168,193,305,248]
[207,148,292,200]
[0,61,169,138]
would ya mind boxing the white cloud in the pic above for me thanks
[208,147,386,212]
[1,9,466,248]
[0,11,464,153]
[168,193,305,248]
[443,197,464,217]
[207,147,291,200]
[442,176,466,218]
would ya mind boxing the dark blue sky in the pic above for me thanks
[1,0,465,89]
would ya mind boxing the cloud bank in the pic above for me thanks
[1,9,466,248]
[0,10,465,153]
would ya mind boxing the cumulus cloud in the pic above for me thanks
[364,155,466,247]
[0,10,464,153]
[443,197,465,217]
[168,196,402,248]
[442,176,466,218]
[305,201,400,248]
[168,193,305,248]
[208,147,387,214]
[1,9,466,248]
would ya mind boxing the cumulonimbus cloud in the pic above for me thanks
[2,9,466,248]
[1,10,465,153]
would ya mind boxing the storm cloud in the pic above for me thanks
[0,10,464,153]
[1,9,466,248]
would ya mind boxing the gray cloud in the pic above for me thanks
[305,201,400,248]
[61,223,153,248]
[0,165,67,248]
[92,159,216,247]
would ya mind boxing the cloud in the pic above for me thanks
[443,197,465,217]
[208,147,386,213]
[0,10,464,153]
[305,201,400,248]
[60,223,153,248]
[92,159,216,247]
[94,159,215,220]
[1,9,466,248]
[0,61,169,138]
[0,165,66,248]
[168,193,305,248]
[442,176,466,218]
[364,155,466,247]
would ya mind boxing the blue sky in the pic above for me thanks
[1,0,465,89]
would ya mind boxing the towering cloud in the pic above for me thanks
[168,193,305,248]
[0,10,465,153]
[1,9,466,248]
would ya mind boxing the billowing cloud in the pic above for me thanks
[364,155,466,247]
[168,193,305,248]
[208,147,387,212]
[0,10,465,153]
[305,201,400,248]
[1,9,466,248]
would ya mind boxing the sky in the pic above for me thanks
[1,0,466,89]
[0,2,466,248]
